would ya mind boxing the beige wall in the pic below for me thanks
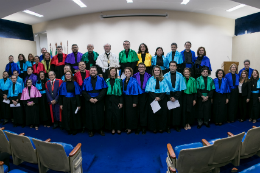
[232,32,260,72]
[33,9,235,74]
[0,37,37,73]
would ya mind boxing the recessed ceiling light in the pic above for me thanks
[227,4,246,12]
[127,0,133,3]
[72,0,87,8]
[23,10,44,17]
[181,0,190,5]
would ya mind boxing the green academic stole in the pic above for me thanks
[184,77,197,94]
[119,49,139,63]
[81,51,99,67]
[197,76,215,96]
[106,78,122,96]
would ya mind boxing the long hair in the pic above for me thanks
[124,67,133,77]
[64,70,74,82]
[43,52,51,61]
[108,67,118,79]
[229,63,238,74]
[152,65,164,82]
[18,54,26,63]
[28,53,35,61]
[154,47,164,56]
[138,43,149,54]
[197,47,206,57]
[239,70,249,83]
[250,69,259,81]
[38,71,47,83]
[25,79,33,87]
[183,67,191,77]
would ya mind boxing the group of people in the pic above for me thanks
[0,40,258,137]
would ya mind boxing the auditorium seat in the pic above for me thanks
[166,142,215,173]
[0,161,27,173]
[239,162,260,173]
[0,127,16,155]
[202,132,245,172]
[32,139,83,173]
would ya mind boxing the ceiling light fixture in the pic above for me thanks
[72,0,87,8]
[126,0,133,3]
[23,10,44,17]
[181,0,190,5]
[226,4,246,12]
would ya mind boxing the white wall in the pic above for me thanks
[232,32,260,72]
[34,32,48,56]
[32,9,235,74]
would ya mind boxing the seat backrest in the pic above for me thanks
[177,145,214,173]
[32,139,70,172]
[241,127,260,157]
[0,130,11,155]
[209,132,245,166]
[5,132,38,164]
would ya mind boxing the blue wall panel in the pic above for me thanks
[235,12,260,36]
[0,19,34,41]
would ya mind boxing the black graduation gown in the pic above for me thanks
[9,93,24,126]
[105,79,123,130]
[182,91,197,126]
[0,90,10,120]
[50,54,64,79]
[58,81,81,132]
[227,74,239,122]
[82,77,107,131]
[97,66,110,80]
[249,80,260,120]
[37,81,51,125]
[238,82,251,120]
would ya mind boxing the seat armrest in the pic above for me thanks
[45,138,51,142]
[168,166,176,173]
[19,133,25,136]
[0,127,5,130]
[167,143,176,159]
[69,143,82,157]
[0,161,4,166]
[202,139,211,146]
[252,126,257,128]
[227,132,234,137]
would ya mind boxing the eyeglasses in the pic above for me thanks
[65,74,71,76]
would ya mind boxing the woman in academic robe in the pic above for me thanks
[16,54,27,80]
[35,71,51,127]
[136,43,152,74]
[20,79,42,130]
[225,64,240,122]
[122,67,143,134]
[213,69,230,125]
[41,52,51,74]
[105,67,123,134]
[238,70,251,122]
[145,65,170,133]
[33,56,46,75]
[249,70,260,123]
[151,47,169,75]
[182,68,197,130]
[193,47,212,79]
[25,53,35,67]
[196,67,215,129]
[59,70,81,135]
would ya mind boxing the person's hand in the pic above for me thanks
[89,98,95,103]
[118,103,123,109]
[60,105,63,110]
[170,97,176,102]
[51,100,56,105]
[133,104,137,107]
[193,100,196,106]
[3,94,7,100]
[211,99,213,104]
[226,99,229,104]
[13,100,17,106]
[246,99,250,103]
[205,96,209,101]
[155,97,161,101]
[77,107,81,110]
[93,98,98,103]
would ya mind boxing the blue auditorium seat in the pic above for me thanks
[3,130,17,141]
[240,163,260,172]
[3,164,8,173]
[52,142,74,156]
[174,142,203,158]
[9,170,27,173]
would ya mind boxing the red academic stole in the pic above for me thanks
[74,70,90,86]
[33,62,46,75]
[51,54,67,66]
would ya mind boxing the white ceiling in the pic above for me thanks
[232,0,260,9]
[2,0,260,25]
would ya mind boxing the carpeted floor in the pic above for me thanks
[2,120,260,173]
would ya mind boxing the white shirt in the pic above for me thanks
[239,82,242,93]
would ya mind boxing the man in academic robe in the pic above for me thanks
[164,61,187,132]
[32,56,46,75]
[24,67,37,86]
[74,61,90,132]
[46,71,63,129]
[132,63,151,134]
[39,47,52,62]
[81,44,99,70]
[82,66,108,137]
[96,43,120,80]
[5,55,20,76]
[238,59,253,78]
[65,44,83,73]
[196,67,215,129]
[180,41,196,73]
[0,71,12,124]
[119,40,139,78]
[8,75,24,127]
[50,46,67,79]
[166,43,183,73]
[13,70,24,88]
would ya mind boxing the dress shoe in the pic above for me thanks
[100,130,105,136]
[174,127,181,132]
[197,125,202,129]
[88,131,94,137]
[53,123,58,129]
[205,123,210,128]
[142,128,146,135]
[167,128,171,133]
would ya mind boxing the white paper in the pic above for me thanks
[10,103,21,107]
[150,100,161,113]
[121,72,126,80]
[75,107,79,114]
[3,99,10,104]
[167,100,180,110]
